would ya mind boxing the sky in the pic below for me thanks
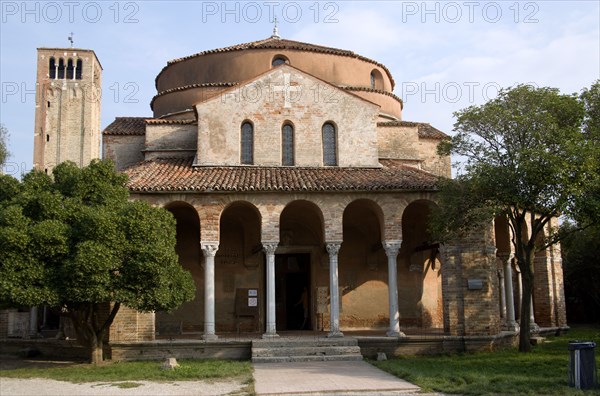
[1,0,599,177]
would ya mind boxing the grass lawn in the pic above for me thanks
[372,325,600,395]
[0,358,253,384]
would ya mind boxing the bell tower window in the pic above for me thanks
[49,58,56,79]
[76,59,83,79]
[57,58,65,79]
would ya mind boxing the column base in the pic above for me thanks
[202,333,219,341]
[386,330,406,337]
[530,322,540,334]
[503,321,519,332]
[327,331,344,338]
[262,332,280,339]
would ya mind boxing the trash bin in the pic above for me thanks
[568,340,598,389]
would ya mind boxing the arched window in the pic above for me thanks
[282,123,294,166]
[272,55,288,67]
[370,69,383,90]
[66,59,74,80]
[76,59,82,80]
[322,122,337,166]
[241,121,254,165]
[49,58,56,79]
[57,58,65,79]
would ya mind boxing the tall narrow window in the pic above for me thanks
[370,69,383,90]
[49,58,56,79]
[241,122,254,165]
[282,123,294,166]
[57,58,65,79]
[66,59,74,80]
[322,122,337,166]
[76,59,83,79]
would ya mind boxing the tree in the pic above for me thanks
[0,124,9,166]
[431,84,599,352]
[0,159,195,364]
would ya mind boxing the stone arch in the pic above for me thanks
[156,201,203,334]
[75,59,83,79]
[272,54,289,67]
[494,215,512,255]
[57,58,65,79]
[215,200,263,332]
[399,199,443,330]
[66,58,75,80]
[279,200,325,246]
[339,198,388,330]
[49,57,56,79]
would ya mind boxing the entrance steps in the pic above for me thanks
[251,336,363,363]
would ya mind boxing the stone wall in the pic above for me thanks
[102,135,145,171]
[195,66,381,168]
[34,49,102,173]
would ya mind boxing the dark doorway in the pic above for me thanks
[274,254,311,330]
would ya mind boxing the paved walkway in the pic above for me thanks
[253,360,423,395]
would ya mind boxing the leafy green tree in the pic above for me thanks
[0,160,195,364]
[0,124,9,166]
[432,84,599,352]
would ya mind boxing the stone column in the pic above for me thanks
[383,241,405,337]
[201,243,219,341]
[497,267,506,319]
[262,242,279,338]
[500,254,518,331]
[29,307,38,337]
[326,242,343,338]
[516,265,522,320]
[530,296,540,333]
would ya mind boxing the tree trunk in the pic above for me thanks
[518,249,536,352]
[90,337,103,365]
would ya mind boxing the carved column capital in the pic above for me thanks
[201,242,219,257]
[383,240,402,257]
[326,242,342,256]
[262,242,278,255]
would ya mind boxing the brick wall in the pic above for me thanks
[195,66,381,168]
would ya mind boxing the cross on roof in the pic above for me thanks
[272,17,280,39]
[273,73,301,108]
[68,32,74,48]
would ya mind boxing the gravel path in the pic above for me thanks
[0,377,247,395]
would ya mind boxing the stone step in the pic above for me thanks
[252,337,358,348]
[253,345,361,357]
[252,354,363,363]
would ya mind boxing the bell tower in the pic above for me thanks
[33,47,102,173]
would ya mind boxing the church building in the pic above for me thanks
[1,30,568,357]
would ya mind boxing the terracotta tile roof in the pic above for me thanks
[157,37,395,90]
[150,82,238,110]
[103,117,147,136]
[125,157,438,193]
[343,86,403,107]
[377,121,449,140]
[145,119,196,125]
[103,117,198,135]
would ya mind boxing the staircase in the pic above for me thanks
[251,336,363,363]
